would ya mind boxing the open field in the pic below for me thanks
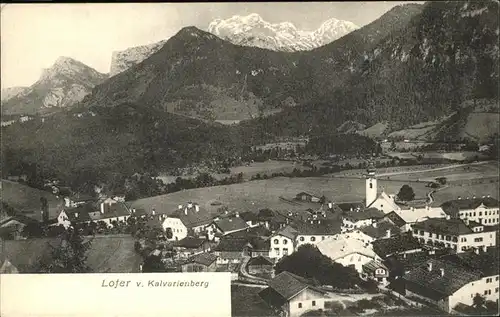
[386,151,490,161]
[231,284,277,317]
[0,235,141,273]
[158,160,309,184]
[331,163,458,179]
[128,176,430,215]
[0,179,64,219]
[431,182,499,206]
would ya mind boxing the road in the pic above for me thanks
[376,161,491,177]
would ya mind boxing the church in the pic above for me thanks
[363,163,401,214]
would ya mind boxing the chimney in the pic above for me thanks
[195,204,200,212]
[428,249,435,255]
[178,204,183,210]
[472,196,476,199]
[445,215,451,220]
[328,202,333,209]
[235,212,239,218]
[440,268,444,277]
[187,202,193,209]
[403,253,407,259]
[482,195,485,198]
[350,207,353,211]
[386,229,391,238]
[474,248,480,254]
[318,220,321,224]
[373,222,378,228]
[75,212,79,218]
[184,208,188,216]
[132,208,136,214]
[100,202,105,214]
[458,196,461,200]
[139,264,143,272]
[464,219,470,226]
[427,262,433,272]
[487,195,490,198]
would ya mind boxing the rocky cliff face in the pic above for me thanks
[1,57,108,115]
[109,40,167,77]
[1,87,28,103]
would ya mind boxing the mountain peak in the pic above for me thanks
[207,14,358,52]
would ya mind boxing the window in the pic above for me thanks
[300,237,305,241]
[479,212,482,216]
[283,239,288,244]
[413,230,418,235]
[312,301,316,307]
[322,236,325,240]
[381,205,384,208]
[419,230,424,235]
[486,278,492,283]
[350,256,354,262]
[496,288,499,293]
[370,183,373,189]
[485,290,491,295]
[274,248,280,255]
[298,303,302,308]
[283,249,288,256]
[496,277,499,281]
[358,257,362,262]
[310,237,316,242]
[274,239,279,244]
[461,237,467,242]
[474,237,483,242]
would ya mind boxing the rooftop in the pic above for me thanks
[291,219,342,236]
[363,259,388,274]
[337,202,365,212]
[343,208,385,222]
[213,216,248,233]
[184,252,218,267]
[440,248,500,277]
[316,235,378,261]
[372,234,422,258]
[413,218,473,236]
[390,206,447,224]
[174,236,206,249]
[273,225,299,240]
[267,271,324,300]
[403,258,482,300]
[441,197,499,217]
[170,206,217,228]
[360,221,401,239]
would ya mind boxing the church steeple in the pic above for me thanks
[365,161,377,207]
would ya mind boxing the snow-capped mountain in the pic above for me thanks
[207,13,359,51]
[109,40,167,76]
[1,57,108,115]
[107,13,359,76]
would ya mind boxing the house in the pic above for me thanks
[383,248,453,279]
[293,220,341,247]
[248,255,274,277]
[316,236,381,273]
[372,233,423,259]
[239,211,260,227]
[412,218,497,253]
[383,211,410,232]
[180,252,218,273]
[95,201,131,226]
[0,215,41,240]
[403,254,499,313]
[295,192,322,203]
[360,221,401,241]
[174,236,211,257]
[341,208,385,233]
[441,196,499,226]
[338,202,365,213]
[212,237,253,264]
[162,203,216,241]
[63,193,95,208]
[269,225,299,259]
[210,214,249,236]
[362,260,389,286]
[259,271,328,317]
[385,206,448,232]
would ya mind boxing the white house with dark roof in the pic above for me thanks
[269,225,298,259]
[162,202,216,241]
[259,271,328,317]
[341,208,385,233]
[403,252,499,313]
[362,260,389,286]
[316,236,381,273]
[411,218,497,253]
[441,196,499,226]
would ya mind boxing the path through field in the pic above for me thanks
[376,161,491,177]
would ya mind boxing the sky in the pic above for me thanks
[0,2,423,89]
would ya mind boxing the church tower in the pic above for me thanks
[365,162,377,207]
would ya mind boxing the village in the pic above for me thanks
[1,162,498,317]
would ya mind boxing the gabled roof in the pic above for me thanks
[441,197,499,217]
[413,218,473,236]
[343,208,385,222]
[63,206,93,223]
[184,252,218,267]
[174,236,206,249]
[391,207,447,224]
[0,214,40,227]
[363,259,388,274]
[248,255,274,266]
[99,202,130,219]
[316,236,378,261]
[170,207,216,228]
[213,237,252,252]
[273,225,299,240]
[440,248,500,277]
[384,211,407,227]
[372,234,422,258]
[338,202,364,212]
[267,271,325,300]
[360,221,401,239]
[239,211,259,222]
[213,216,248,233]
[403,258,482,300]
[367,191,400,211]
[384,249,453,274]
[291,220,342,236]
